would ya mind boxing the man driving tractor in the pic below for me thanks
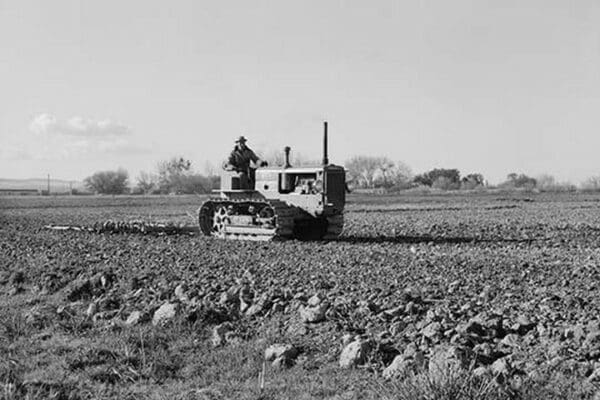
[223,136,268,189]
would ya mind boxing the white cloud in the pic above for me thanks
[30,113,130,137]
[14,114,150,160]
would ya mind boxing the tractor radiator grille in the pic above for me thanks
[325,171,345,211]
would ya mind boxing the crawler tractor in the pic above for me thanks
[198,122,345,240]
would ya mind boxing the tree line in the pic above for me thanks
[344,156,541,191]
[82,154,599,194]
[84,157,219,195]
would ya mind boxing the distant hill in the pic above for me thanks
[0,178,86,193]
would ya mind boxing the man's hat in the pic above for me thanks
[235,136,247,143]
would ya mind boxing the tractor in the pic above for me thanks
[198,122,345,240]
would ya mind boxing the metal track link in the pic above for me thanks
[198,198,296,241]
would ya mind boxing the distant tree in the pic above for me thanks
[135,171,157,194]
[202,161,217,177]
[370,161,412,190]
[374,158,396,187]
[535,174,575,192]
[501,173,537,189]
[344,156,413,190]
[535,174,577,192]
[177,174,217,194]
[384,161,413,190]
[413,174,430,186]
[345,156,393,188]
[581,176,600,191]
[431,176,459,190]
[345,156,381,188]
[157,157,192,193]
[536,174,555,190]
[461,173,485,190]
[263,149,285,167]
[155,156,217,194]
[84,169,129,194]
[414,168,461,189]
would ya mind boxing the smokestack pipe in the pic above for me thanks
[322,121,329,166]
[284,146,291,168]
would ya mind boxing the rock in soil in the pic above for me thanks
[152,302,178,326]
[300,303,328,323]
[339,339,371,369]
[211,322,235,347]
[265,343,299,368]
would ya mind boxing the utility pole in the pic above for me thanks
[47,174,50,195]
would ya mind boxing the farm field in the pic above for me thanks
[3,192,600,399]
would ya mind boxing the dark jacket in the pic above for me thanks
[227,146,260,172]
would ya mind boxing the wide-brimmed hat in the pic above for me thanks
[235,136,247,143]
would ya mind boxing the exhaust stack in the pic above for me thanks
[322,121,329,166]
[283,146,291,168]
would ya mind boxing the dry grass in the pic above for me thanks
[373,366,598,400]
[3,302,597,400]
[0,306,375,399]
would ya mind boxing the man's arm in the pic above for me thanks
[228,151,237,165]
[247,149,268,167]
[224,150,239,170]
[247,148,259,163]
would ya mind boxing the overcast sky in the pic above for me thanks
[1,0,599,184]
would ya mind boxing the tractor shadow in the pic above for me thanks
[330,234,537,245]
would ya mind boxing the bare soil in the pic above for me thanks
[2,192,600,399]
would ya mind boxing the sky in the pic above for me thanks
[1,0,599,184]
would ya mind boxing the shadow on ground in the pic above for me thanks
[331,234,538,245]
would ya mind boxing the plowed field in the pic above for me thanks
[2,192,600,399]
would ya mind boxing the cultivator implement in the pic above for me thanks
[44,220,197,236]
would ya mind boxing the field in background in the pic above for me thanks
[2,192,600,399]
